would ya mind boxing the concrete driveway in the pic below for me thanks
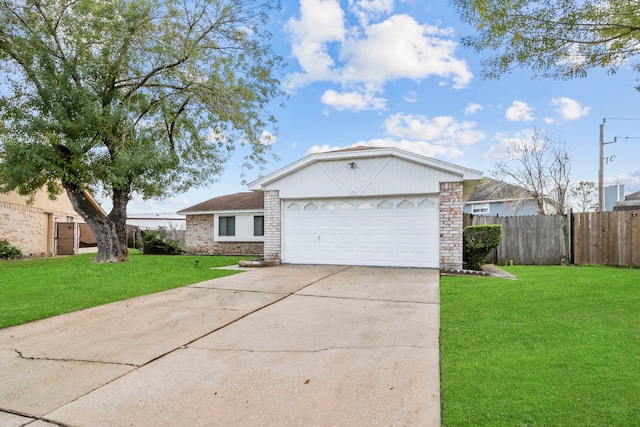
[0,265,440,427]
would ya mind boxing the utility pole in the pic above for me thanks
[598,120,617,211]
[599,121,604,211]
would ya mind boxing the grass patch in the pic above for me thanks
[0,252,249,328]
[440,265,640,427]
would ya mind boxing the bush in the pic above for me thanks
[463,224,502,270]
[141,228,184,255]
[0,239,22,260]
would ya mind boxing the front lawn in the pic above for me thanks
[440,265,640,426]
[0,252,248,328]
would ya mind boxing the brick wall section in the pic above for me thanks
[440,182,464,270]
[0,200,81,255]
[184,214,215,253]
[183,214,263,256]
[263,190,281,261]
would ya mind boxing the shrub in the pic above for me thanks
[141,228,184,255]
[463,224,502,270]
[0,239,22,260]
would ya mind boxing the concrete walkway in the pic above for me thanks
[0,265,441,427]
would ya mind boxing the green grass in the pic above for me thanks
[0,252,249,328]
[440,265,640,426]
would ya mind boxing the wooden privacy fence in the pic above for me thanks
[464,211,640,267]
[573,211,640,267]
[464,214,568,265]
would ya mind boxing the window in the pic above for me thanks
[254,216,264,236]
[219,216,235,236]
[472,203,490,214]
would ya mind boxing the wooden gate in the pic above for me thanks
[56,222,75,255]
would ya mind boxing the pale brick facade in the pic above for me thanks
[439,181,464,270]
[0,191,83,256]
[183,214,263,255]
[263,190,281,262]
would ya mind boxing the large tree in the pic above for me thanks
[494,129,572,215]
[0,0,284,262]
[451,0,640,86]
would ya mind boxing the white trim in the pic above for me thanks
[183,208,264,216]
[249,147,482,190]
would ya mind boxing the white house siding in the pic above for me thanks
[261,156,463,199]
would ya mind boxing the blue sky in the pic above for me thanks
[124,0,640,214]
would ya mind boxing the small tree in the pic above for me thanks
[494,129,571,215]
[570,181,597,212]
[463,224,502,271]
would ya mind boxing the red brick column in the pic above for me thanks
[440,182,464,270]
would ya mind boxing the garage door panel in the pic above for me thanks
[283,196,439,268]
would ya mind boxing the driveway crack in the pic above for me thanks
[11,348,138,367]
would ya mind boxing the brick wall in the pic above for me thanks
[439,182,464,270]
[183,214,263,256]
[0,200,81,256]
[263,190,281,261]
[184,214,215,253]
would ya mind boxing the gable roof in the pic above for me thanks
[177,192,264,214]
[467,177,530,203]
[249,146,483,190]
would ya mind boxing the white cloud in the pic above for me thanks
[340,14,472,88]
[484,130,536,160]
[285,0,346,88]
[505,101,534,122]
[308,139,463,158]
[321,89,387,111]
[606,170,640,193]
[551,97,591,120]
[465,102,482,115]
[349,0,395,25]
[403,91,417,103]
[383,113,486,146]
[285,2,472,111]
[260,130,276,146]
[308,144,344,153]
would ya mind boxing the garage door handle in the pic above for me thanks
[317,236,321,241]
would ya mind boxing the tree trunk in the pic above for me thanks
[64,185,129,263]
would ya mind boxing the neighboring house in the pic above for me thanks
[247,146,482,269]
[0,188,101,256]
[126,212,186,230]
[464,177,539,216]
[613,190,640,211]
[178,192,264,256]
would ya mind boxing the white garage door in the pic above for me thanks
[282,196,438,268]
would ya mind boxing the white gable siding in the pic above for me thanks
[261,156,463,199]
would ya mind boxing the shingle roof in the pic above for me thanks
[624,190,640,201]
[177,192,264,214]
[467,177,530,203]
